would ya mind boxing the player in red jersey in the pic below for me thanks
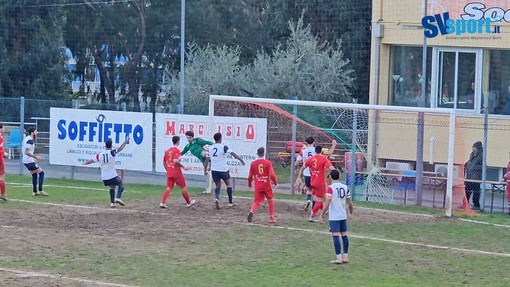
[0,124,8,201]
[247,147,278,223]
[160,135,196,208]
[296,145,334,222]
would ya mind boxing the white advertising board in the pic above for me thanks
[49,108,153,171]
[155,113,267,178]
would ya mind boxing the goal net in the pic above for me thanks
[210,95,476,216]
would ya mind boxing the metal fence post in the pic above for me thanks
[19,97,25,175]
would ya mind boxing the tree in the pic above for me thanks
[168,43,243,115]
[0,0,71,99]
[242,16,355,101]
[171,16,355,115]
[65,0,147,111]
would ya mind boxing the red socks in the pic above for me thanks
[161,188,171,204]
[0,180,5,196]
[268,199,275,215]
[181,189,191,204]
[312,201,323,216]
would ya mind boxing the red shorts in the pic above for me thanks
[311,184,326,198]
[167,175,186,189]
[254,189,274,202]
[0,159,4,175]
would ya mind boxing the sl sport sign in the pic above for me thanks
[154,113,267,178]
[49,108,153,171]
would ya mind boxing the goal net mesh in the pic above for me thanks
[212,96,475,212]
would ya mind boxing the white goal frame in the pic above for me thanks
[209,94,457,216]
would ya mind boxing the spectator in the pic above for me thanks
[464,141,483,210]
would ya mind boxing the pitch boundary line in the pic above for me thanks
[7,198,510,258]
[241,223,510,257]
[7,181,510,229]
[0,267,138,287]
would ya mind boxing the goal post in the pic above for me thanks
[209,94,460,216]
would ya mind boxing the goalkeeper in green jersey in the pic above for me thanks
[182,131,213,173]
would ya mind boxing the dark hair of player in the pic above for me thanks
[27,127,36,134]
[172,135,180,144]
[105,139,113,149]
[330,169,340,180]
[305,136,314,145]
[213,132,222,142]
[315,145,322,154]
[185,131,194,137]
[0,123,3,129]
[257,147,265,156]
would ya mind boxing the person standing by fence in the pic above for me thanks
[464,141,483,210]
[22,128,48,196]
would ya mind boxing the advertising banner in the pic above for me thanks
[49,108,153,171]
[155,113,267,178]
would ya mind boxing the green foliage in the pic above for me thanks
[173,16,355,114]
[170,43,244,115]
[0,0,72,99]
[243,16,355,101]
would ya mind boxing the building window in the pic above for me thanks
[390,46,432,107]
[488,50,510,115]
[433,49,481,112]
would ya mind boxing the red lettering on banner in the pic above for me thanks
[165,120,176,136]
[179,124,186,134]
[234,125,242,140]
[188,123,195,133]
[246,124,255,141]
[226,125,233,137]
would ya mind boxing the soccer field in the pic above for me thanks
[0,176,509,287]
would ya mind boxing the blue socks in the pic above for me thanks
[31,173,38,193]
[342,235,349,254]
[215,187,221,200]
[333,236,341,255]
[38,171,45,191]
[227,187,233,204]
[117,186,124,199]
[306,194,312,201]
[109,189,115,203]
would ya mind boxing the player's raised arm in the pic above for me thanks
[322,140,338,156]
[116,137,130,153]
[196,138,213,146]
[230,151,245,165]
[82,153,98,166]
[181,143,190,155]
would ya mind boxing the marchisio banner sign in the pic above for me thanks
[155,113,267,178]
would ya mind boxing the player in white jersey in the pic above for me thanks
[22,128,48,196]
[295,136,337,211]
[321,169,354,264]
[204,132,245,209]
[83,137,129,208]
